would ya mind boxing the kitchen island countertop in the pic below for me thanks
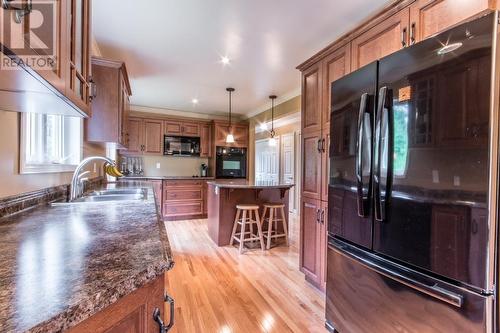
[0,181,173,333]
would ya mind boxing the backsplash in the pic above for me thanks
[132,155,209,177]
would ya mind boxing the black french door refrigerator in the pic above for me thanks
[326,12,499,333]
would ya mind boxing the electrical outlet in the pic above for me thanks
[156,162,161,169]
[454,176,461,186]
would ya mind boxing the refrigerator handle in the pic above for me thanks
[355,93,370,217]
[374,86,393,222]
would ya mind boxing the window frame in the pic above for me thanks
[19,113,83,174]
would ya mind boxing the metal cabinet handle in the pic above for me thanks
[89,76,97,101]
[401,27,407,47]
[316,209,321,223]
[2,0,32,23]
[320,209,325,224]
[321,138,326,153]
[153,294,175,333]
[410,23,416,45]
[317,139,322,153]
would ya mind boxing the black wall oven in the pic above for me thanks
[216,146,247,178]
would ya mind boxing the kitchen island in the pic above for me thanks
[206,180,294,246]
[0,181,174,333]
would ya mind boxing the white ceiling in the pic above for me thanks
[92,0,388,116]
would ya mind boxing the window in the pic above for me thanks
[20,113,82,173]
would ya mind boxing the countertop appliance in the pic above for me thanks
[164,135,200,157]
[326,13,498,333]
[200,163,208,177]
[216,146,247,179]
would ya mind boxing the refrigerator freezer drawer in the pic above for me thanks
[326,238,490,333]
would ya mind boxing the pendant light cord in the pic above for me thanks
[269,95,277,138]
[229,90,232,128]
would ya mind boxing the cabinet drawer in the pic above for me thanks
[164,201,203,216]
[164,180,203,188]
[165,189,202,201]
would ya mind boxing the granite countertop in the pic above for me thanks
[123,175,215,180]
[0,181,173,333]
[207,180,295,189]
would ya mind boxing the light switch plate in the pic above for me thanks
[432,170,439,183]
[156,162,161,169]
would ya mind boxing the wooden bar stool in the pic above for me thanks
[230,204,265,254]
[261,203,289,250]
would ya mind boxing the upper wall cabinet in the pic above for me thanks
[0,0,90,117]
[409,0,490,44]
[165,121,200,137]
[302,63,322,134]
[66,0,92,115]
[213,121,249,148]
[322,44,351,132]
[85,57,131,146]
[351,8,410,70]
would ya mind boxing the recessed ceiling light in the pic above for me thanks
[192,98,199,104]
[220,56,230,65]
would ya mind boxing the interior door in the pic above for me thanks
[281,133,296,212]
[373,14,492,289]
[329,62,377,249]
[255,139,279,182]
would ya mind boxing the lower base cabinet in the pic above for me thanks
[68,273,173,333]
[162,180,208,220]
[300,197,328,290]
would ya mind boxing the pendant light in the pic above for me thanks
[268,95,277,146]
[226,87,235,143]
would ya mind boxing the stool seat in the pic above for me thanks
[236,204,260,210]
[263,203,285,208]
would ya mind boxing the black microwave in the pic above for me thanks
[216,146,247,178]
[164,136,200,156]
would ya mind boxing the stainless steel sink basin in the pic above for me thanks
[92,188,148,196]
[51,188,148,206]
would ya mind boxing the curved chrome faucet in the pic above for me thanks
[70,156,115,201]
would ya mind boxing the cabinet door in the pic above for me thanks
[300,197,322,287]
[302,63,322,133]
[320,201,328,290]
[164,121,182,136]
[127,118,142,154]
[351,8,409,70]
[321,131,330,202]
[143,120,163,154]
[302,130,322,200]
[410,0,489,44]
[181,122,200,137]
[233,125,249,147]
[200,124,212,157]
[322,44,351,133]
[67,0,91,115]
[35,0,68,93]
[214,124,228,146]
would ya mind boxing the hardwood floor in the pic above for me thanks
[164,214,326,333]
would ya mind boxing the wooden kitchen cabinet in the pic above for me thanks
[124,118,163,155]
[200,123,212,157]
[68,273,172,333]
[351,8,409,70]
[302,130,322,200]
[409,0,490,44]
[300,197,325,288]
[66,0,92,115]
[162,180,207,220]
[164,120,200,137]
[321,44,351,132]
[213,121,249,148]
[302,63,322,134]
[85,57,132,147]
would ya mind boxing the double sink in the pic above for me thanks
[53,188,148,206]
